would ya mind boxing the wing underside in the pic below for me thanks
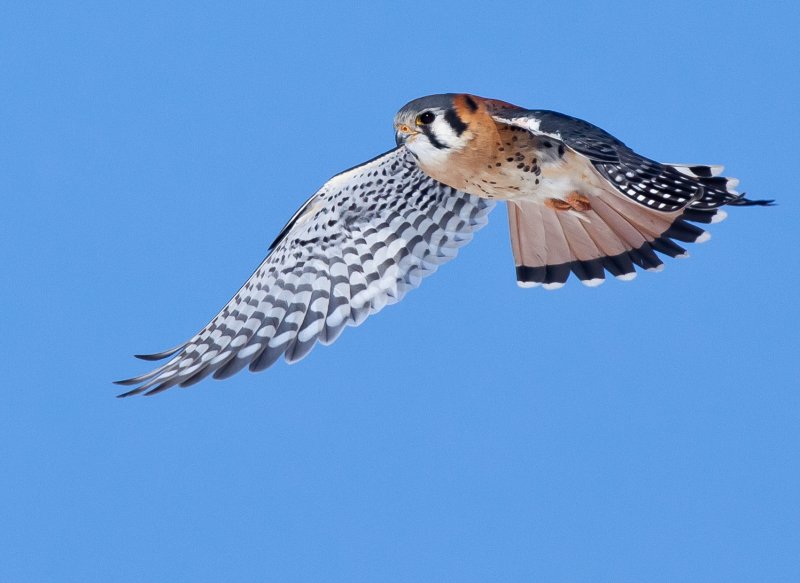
[117,148,495,396]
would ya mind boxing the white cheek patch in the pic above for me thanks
[404,112,468,170]
[407,138,453,170]
[428,117,461,149]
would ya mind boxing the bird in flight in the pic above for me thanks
[116,93,769,396]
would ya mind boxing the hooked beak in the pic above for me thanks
[394,123,417,147]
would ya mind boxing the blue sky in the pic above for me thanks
[2,1,798,581]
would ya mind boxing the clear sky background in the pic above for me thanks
[2,2,798,581]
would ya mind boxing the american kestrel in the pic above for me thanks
[116,93,770,396]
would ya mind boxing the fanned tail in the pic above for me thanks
[508,185,758,289]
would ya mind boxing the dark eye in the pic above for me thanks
[417,111,435,125]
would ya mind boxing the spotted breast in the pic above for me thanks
[413,95,584,204]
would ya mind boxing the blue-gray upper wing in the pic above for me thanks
[492,109,745,212]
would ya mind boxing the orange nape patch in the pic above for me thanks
[545,193,592,212]
[451,94,483,122]
[477,97,523,114]
[452,94,523,119]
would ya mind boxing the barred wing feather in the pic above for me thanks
[116,148,494,396]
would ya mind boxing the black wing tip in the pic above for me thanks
[115,381,176,398]
[729,197,775,207]
[113,378,138,386]
[132,341,186,361]
[113,377,150,397]
[134,351,176,362]
[115,388,141,398]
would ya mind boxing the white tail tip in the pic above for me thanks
[542,282,565,291]
[580,278,605,288]
[711,210,728,224]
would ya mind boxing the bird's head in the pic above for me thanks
[394,93,521,176]
[393,94,480,167]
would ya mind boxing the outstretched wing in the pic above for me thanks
[116,148,495,396]
[492,109,759,212]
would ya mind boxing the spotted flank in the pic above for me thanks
[116,149,494,396]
